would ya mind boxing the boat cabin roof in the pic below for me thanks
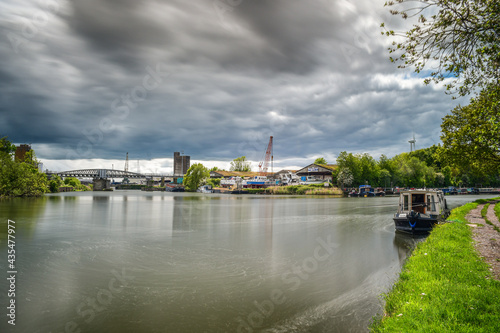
[399,189,443,195]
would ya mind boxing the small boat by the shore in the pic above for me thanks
[245,176,274,188]
[358,185,375,197]
[393,189,450,234]
[197,185,213,193]
[299,176,325,185]
[348,190,359,197]
[165,184,185,192]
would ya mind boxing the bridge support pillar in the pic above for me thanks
[93,178,111,191]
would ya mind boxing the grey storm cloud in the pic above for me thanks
[0,0,465,166]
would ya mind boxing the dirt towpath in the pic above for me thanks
[466,201,500,280]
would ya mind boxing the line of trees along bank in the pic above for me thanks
[334,145,500,189]
[0,136,48,198]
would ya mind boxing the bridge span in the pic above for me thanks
[46,169,174,179]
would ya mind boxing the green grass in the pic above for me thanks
[481,203,490,220]
[370,200,500,332]
[495,202,500,224]
[481,203,500,233]
[265,185,343,196]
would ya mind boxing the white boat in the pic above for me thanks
[278,171,300,185]
[245,176,274,188]
[221,177,246,187]
[393,189,450,234]
[299,176,325,185]
[197,185,213,193]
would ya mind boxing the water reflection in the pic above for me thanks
[393,233,426,266]
[0,197,46,241]
[0,192,496,333]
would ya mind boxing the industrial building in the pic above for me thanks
[173,152,190,176]
[15,144,31,162]
[295,164,337,182]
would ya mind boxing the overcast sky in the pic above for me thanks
[0,0,465,173]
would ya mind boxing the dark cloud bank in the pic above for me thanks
[0,0,465,168]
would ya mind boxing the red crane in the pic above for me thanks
[258,136,273,175]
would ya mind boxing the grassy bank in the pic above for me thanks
[244,185,343,195]
[264,184,343,196]
[370,200,500,332]
[481,203,500,233]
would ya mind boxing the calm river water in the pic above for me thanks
[0,192,494,333]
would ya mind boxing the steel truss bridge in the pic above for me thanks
[46,169,173,179]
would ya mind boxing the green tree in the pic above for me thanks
[439,85,500,173]
[314,157,327,165]
[183,163,210,192]
[230,156,251,172]
[383,0,500,97]
[49,175,63,193]
[0,139,48,198]
[378,154,393,173]
[379,169,392,188]
[392,154,431,188]
[423,166,437,188]
[410,145,441,169]
[207,178,221,188]
[336,152,362,185]
[359,153,380,185]
[336,152,382,186]
[435,172,445,187]
[337,168,354,188]
[64,177,81,188]
[0,136,16,155]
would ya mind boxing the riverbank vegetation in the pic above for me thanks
[183,163,210,192]
[370,200,500,332]
[245,184,343,196]
[334,144,500,189]
[370,2,500,326]
[495,203,500,221]
[374,0,499,191]
[266,184,343,196]
[0,136,48,198]
[47,175,91,193]
[481,203,500,233]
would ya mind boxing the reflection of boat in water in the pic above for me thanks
[393,232,427,265]
[393,189,449,234]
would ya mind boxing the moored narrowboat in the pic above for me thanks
[393,189,450,234]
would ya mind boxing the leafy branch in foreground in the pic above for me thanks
[382,0,500,97]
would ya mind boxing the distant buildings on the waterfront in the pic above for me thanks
[210,163,338,183]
